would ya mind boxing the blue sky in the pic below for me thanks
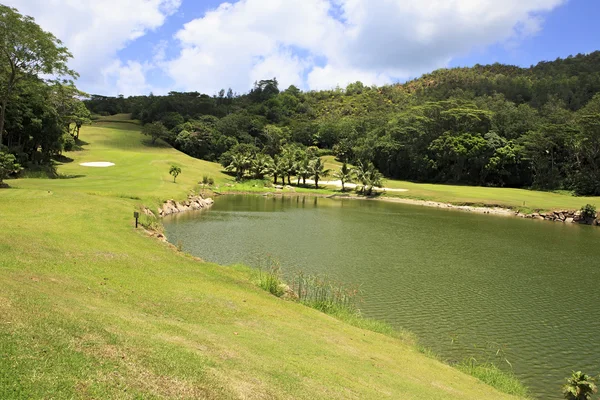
[8,0,600,96]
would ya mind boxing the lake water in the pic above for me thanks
[164,195,600,399]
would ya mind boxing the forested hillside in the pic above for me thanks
[87,52,600,195]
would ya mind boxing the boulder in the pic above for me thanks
[566,218,574,224]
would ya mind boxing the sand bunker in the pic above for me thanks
[80,162,115,167]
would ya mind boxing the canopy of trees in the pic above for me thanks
[83,52,600,195]
[0,5,86,174]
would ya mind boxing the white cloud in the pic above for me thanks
[102,60,152,96]
[167,0,566,93]
[6,0,567,95]
[5,0,181,94]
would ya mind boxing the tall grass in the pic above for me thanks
[457,358,531,398]
[255,258,286,297]
[292,272,360,314]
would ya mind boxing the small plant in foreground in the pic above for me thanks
[563,371,597,400]
[291,271,361,315]
[202,175,209,185]
[169,165,181,183]
[457,358,529,398]
[256,258,285,297]
[580,204,596,220]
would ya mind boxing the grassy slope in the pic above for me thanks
[0,122,521,400]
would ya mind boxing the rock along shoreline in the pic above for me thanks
[157,194,215,217]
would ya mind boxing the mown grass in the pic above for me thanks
[0,121,524,399]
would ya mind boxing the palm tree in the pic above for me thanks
[272,156,287,185]
[296,156,311,186]
[355,161,383,195]
[226,153,250,181]
[333,162,355,191]
[169,165,181,183]
[309,157,331,189]
[281,153,297,185]
[251,153,272,179]
[563,371,597,400]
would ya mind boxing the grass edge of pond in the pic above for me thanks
[249,260,531,398]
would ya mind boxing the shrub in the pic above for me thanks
[563,371,597,400]
[207,177,214,186]
[0,151,22,184]
[202,175,209,185]
[62,133,76,151]
[581,204,597,220]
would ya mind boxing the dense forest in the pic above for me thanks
[84,52,600,195]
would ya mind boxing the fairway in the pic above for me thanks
[0,122,524,399]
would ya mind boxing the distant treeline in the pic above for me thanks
[85,51,600,195]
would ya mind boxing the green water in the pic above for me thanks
[164,195,600,399]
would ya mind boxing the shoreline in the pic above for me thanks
[213,189,598,225]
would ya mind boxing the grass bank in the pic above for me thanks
[1,121,525,399]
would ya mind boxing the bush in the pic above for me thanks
[62,133,76,151]
[207,177,214,186]
[581,204,597,220]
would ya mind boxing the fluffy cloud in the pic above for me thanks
[6,0,567,95]
[4,0,181,95]
[167,0,566,93]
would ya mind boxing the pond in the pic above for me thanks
[164,195,600,399]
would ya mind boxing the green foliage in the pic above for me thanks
[169,165,181,183]
[83,51,600,196]
[255,259,285,297]
[457,358,530,398]
[580,204,597,220]
[563,371,597,400]
[0,151,22,184]
[61,132,76,152]
[0,5,77,146]
[333,162,355,191]
[292,271,361,315]
[355,161,383,195]
[142,121,169,145]
[308,157,331,189]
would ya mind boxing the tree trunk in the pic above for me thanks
[0,98,6,147]
[341,181,345,191]
[273,174,278,184]
[315,177,319,189]
[302,176,306,185]
[287,175,291,185]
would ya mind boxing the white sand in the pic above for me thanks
[304,179,408,192]
[80,162,115,167]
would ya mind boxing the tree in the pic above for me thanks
[281,153,297,185]
[0,5,76,146]
[169,165,181,183]
[333,162,355,191]
[250,153,272,179]
[0,151,21,185]
[142,121,169,145]
[296,155,311,186]
[226,153,250,181]
[355,161,384,195]
[308,157,330,189]
[563,371,597,400]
